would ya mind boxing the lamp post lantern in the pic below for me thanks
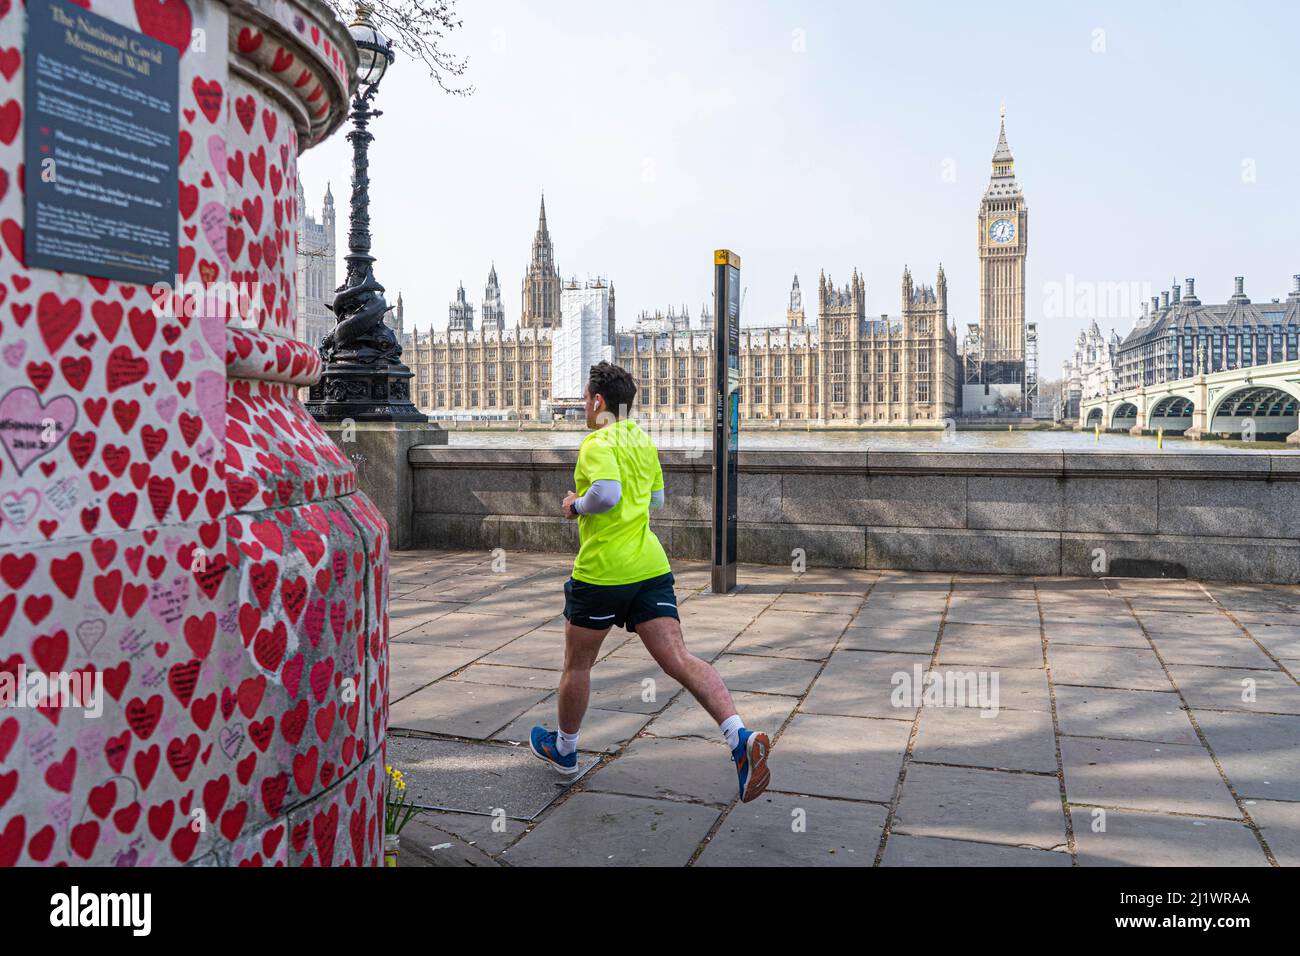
[307,3,426,423]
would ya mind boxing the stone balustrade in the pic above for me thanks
[408,447,1300,584]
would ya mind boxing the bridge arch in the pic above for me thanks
[1149,395,1195,433]
[1111,402,1139,429]
[1085,407,1104,427]
[1209,384,1300,438]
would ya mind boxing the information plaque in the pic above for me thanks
[23,0,179,285]
[711,249,741,594]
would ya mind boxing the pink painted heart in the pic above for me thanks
[208,135,227,187]
[147,576,190,636]
[156,395,178,422]
[2,341,24,369]
[0,487,40,532]
[197,290,228,357]
[200,202,228,270]
[194,370,225,441]
[0,387,77,474]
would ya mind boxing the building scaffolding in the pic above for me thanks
[1024,321,1039,413]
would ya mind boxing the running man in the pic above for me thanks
[529,361,771,802]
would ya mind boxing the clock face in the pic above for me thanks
[989,218,1015,244]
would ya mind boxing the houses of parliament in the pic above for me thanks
[370,115,1029,424]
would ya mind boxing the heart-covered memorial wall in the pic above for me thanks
[0,0,393,865]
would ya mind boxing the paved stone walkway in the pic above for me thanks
[385,549,1299,867]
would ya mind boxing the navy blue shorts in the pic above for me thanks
[563,572,680,633]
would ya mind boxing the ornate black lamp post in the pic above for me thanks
[307,3,426,423]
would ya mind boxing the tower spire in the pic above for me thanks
[522,192,560,328]
[993,107,1013,164]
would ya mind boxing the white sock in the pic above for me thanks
[556,728,579,756]
[720,714,745,751]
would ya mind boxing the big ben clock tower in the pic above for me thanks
[977,107,1028,385]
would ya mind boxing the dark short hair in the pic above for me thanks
[587,361,636,415]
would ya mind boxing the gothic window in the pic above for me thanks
[753,356,763,376]
[890,351,900,374]
[772,357,783,377]
[793,385,803,404]
[658,388,668,405]
[916,382,930,403]
[832,382,845,403]
[891,382,900,403]
[753,385,763,404]
[917,351,930,374]
[875,352,884,374]
[793,356,803,376]
[876,383,884,403]
[676,387,686,405]
[773,385,783,403]
[695,387,705,404]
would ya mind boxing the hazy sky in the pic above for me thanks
[299,1,1300,371]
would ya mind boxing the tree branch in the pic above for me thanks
[324,0,474,95]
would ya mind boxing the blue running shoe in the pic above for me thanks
[529,726,579,775]
[732,728,771,802]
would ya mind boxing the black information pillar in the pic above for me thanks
[711,249,741,593]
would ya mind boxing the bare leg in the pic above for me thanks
[558,621,610,734]
[635,616,737,724]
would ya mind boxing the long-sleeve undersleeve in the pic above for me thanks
[574,479,621,515]
[649,489,664,511]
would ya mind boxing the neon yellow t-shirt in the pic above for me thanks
[571,418,671,585]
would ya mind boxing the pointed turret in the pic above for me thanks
[449,281,475,332]
[984,106,1021,199]
[992,106,1013,165]
[787,274,805,328]
[482,261,505,330]
[521,192,561,328]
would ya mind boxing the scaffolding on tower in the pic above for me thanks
[1024,322,1040,414]
[963,324,983,385]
